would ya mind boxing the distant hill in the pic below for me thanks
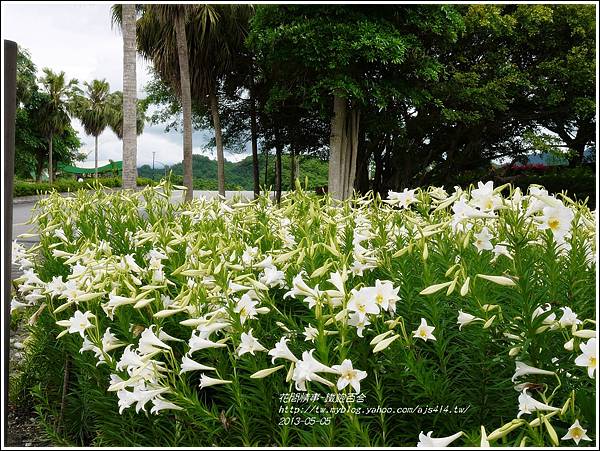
[138,154,329,190]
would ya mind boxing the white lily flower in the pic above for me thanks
[561,419,591,445]
[517,389,559,418]
[386,188,418,209]
[303,324,319,342]
[511,361,555,382]
[101,327,125,352]
[268,337,298,364]
[237,329,267,356]
[457,310,483,330]
[199,374,232,389]
[259,265,286,288]
[234,293,259,324]
[558,307,581,328]
[574,338,596,378]
[180,354,215,374]
[292,350,337,391]
[532,304,556,324]
[150,397,183,415]
[413,318,436,341]
[10,298,30,314]
[473,227,494,253]
[188,332,227,353]
[58,310,95,338]
[537,205,574,241]
[331,359,367,394]
[470,181,501,211]
[138,326,171,355]
[417,430,463,447]
[348,312,370,337]
[347,289,380,322]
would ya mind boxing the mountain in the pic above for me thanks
[138,154,329,190]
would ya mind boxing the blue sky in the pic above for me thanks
[1,3,251,166]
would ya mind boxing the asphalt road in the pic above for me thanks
[11,190,259,239]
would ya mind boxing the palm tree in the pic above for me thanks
[108,91,145,140]
[136,5,253,197]
[38,69,79,184]
[76,79,113,178]
[136,5,195,201]
[121,3,138,190]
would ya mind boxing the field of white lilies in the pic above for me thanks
[11,180,596,447]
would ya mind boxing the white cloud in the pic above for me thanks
[1,2,251,167]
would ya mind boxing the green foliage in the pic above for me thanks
[14,49,82,180]
[13,177,156,197]
[138,154,329,191]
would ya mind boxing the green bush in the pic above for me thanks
[13,177,157,197]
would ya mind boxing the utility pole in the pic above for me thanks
[152,151,156,181]
[4,39,17,447]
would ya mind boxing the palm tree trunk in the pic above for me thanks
[48,134,53,184]
[94,135,99,178]
[209,86,225,197]
[275,142,282,204]
[122,3,138,190]
[264,148,269,186]
[175,13,193,202]
[250,88,260,199]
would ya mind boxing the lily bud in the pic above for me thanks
[370,330,394,346]
[564,338,574,351]
[460,277,470,296]
[422,242,429,261]
[286,362,295,382]
[543,416,559,446]
[372,334,400,353]
[446,278,457,296]
[509,346,521,357]
[483,315,496,329]
[419,281,453,295]
[250,365,284,379]
[573,329,596,338]
[476,274,516,286]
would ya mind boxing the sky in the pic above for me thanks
[1,2,251,166]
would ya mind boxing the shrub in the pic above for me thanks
[13,177,157,197]
[11,180,596,447]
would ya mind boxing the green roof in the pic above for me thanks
[58,160,122,174]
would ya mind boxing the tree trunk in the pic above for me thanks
[94,135,98,178]
[36,153,44,182]
[122,3,138,190]
[175,13,193,202]
[250,86,260,199]
[328,92,346,199]
[275,143,282,204]
[328,92,360,200]
[209,86,226,197]
[264,148,269,186]
[48,134,53,184]
[290,145,296,189]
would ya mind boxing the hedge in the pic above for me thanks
[13,177,156,197]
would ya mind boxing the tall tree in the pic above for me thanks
[76,79,113,178]
[39,69,79,183]
[108,91,145,139]
[121,3,138,189]
[137,4,253,197]
[249,5,463,199]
